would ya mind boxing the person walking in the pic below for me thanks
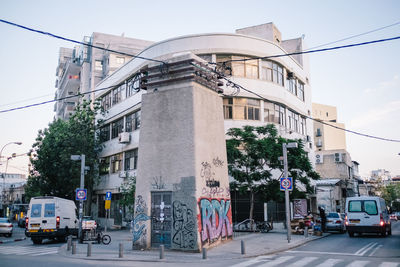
[318,206,326,232]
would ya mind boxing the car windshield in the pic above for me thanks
[0,218,10,223]
[327,213,339,218]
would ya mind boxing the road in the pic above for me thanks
[0,221,399,267]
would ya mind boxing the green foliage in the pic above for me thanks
[380,183,400,211]
[25,99,104,202]
[119,175,136,213]
[226,124,320,219]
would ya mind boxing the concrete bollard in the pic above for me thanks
[67,236,72,251]
[159,244,164,259]
[304,227,308,238]
[119,243,124,258]
[241,240,246,255]
[202,247,207,260]
[72,241,77,255]
[87,242,92,257]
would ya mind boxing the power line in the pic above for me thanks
[217,35,400,64]
[0,18,166,65]
[306,21,400,50]
[0,85,115,114]
[193,63,400,143]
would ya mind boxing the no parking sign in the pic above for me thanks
[280,177,293,191]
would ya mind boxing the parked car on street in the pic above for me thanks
[0,217,13,237]
[390,214,398,221]
[326,212,345,233]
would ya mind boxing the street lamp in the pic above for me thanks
[1,142,22,217]
[282,142,298,243]
[71,154,85,242]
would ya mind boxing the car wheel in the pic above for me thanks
[381,230,387,237]
[7,233,12,237]
[32,237,42,244]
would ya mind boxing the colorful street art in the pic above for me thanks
[132,195,150,244]
[172,200,197,249]
[198,198,233,244]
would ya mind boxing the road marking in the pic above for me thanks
[314,259,342,267]
[369,244,383,257]
[0,245,58,256]
[379,262,399,267]
[355,242,378,256]
[288,250,355,256]
[231,255,273,267]
[286,256,317,267]
[258,256,294,266]
[346,260,370,267]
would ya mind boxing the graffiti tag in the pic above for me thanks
[172,201,197,249]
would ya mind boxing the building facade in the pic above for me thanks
[91,23,315,248]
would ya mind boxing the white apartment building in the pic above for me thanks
[92,23,315,226]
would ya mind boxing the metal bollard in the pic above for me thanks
[159,244,164,259]
[72,241,77,255]
[241,240,246,255]
[304,227,308,238]
[87,242,92,257]
[119,243,124,258]
[67,236,72,251]
[202,247,207,260]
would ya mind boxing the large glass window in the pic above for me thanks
[100,124,110,142]
[111,153,122,173]
[264,102,277,123]
[275,104,286,126]
[261,60,284,86]
[126,110,141,132]
[272,63,284,86]
[223,97,260,121]
[298,81,305,101]
[111,118,124,139]
[124,149,138,171]
[216,55,258,79]
[101,93,112,111]
[31,204,42,218]
[112,84,125,105]
[99,157,110,175]
[44,203,55,218]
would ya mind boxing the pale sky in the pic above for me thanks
[0,0,399,179]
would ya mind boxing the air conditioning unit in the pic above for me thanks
[119,171,127,178]
[118,132,130,144]
[334,153,343,162]
[315,154,323,164]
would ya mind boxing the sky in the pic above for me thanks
[0,0,399,179]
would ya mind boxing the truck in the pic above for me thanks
[25,196,78,244]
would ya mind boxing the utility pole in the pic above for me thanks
[71,154,85,242]
[282,142,297,243]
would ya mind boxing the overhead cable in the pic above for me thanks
[0,18,166,64]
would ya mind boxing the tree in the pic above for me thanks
[380,183,400,212]
[26,99,104,210]
[119,175,136,219]
[226,124,319,221]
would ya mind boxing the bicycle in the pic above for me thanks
[257,220,274,233]
[96,230,111,245]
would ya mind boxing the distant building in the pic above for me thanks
[0,173,26,217]
[54,33,153,120]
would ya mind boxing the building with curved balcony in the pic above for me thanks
[92,22,315,227]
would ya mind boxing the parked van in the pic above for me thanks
[345,196,391,237]
[25,196,78,244]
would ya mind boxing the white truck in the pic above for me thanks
[25,196,78,244]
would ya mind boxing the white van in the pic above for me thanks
[25,196,78,244]
[345,196,391,237]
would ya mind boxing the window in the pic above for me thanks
[297,81,304,101]
[125,149,138,171]
[286,78,297,94]
[44,203,55,217]
[300,117,306,135]
[126,110,141,132]
[273,63,284,86]
[95,60,103,71]
[223,97,260,121]
[99,157,110,175]
[316,128,322,137]
[112,84,125,105]
[275,104,286,126]
[217,55,258,79]
[216,54,233,76]
[264,102,276,123]
[111,153,122,173]
[101,93,112,111]
[31,204,42,218]
[261,60,284,86]
[116,56,125,65]
[261,60,273,81]
[111,118,124,139]
[364,200,378,215]
[100,124,110,142]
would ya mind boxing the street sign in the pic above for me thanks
[105,191,112,200]
[280,177,293,191]
[105,200,111,210]
[76,189,87,201]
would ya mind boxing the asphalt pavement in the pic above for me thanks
[59,223,329,263]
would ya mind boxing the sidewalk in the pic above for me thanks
[59,225,329,263]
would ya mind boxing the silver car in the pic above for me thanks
[0,217,13,237]
[326,212,345,233]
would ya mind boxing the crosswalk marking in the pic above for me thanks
[315,258,342,267]
[286,256,317,267]
[346,260,369,267]
[379,263,399,267]
[0,245,59,256]
[258,256,294,267]
[231,256,273,267]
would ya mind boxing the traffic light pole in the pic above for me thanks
[282,144,291,243]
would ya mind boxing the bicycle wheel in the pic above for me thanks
[102,234,111,245]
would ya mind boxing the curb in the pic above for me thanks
[0,237,26,244]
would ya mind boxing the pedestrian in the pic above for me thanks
[318,206,326,232]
